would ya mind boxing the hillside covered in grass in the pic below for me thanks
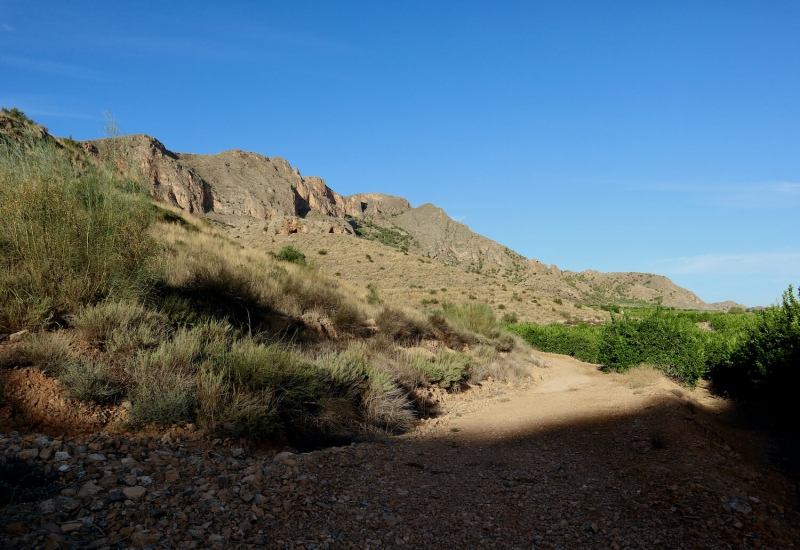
[0,109,530,443]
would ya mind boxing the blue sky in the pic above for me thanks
[2,1,798,306]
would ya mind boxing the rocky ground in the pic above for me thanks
[1,354,798,549]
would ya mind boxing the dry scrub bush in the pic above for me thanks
[439,302,515,351]
[73,301,168,353]
[59,358,125,403]
[376,307,430,343]
[331,302,366,335]
[361,371,415,433]
[18,332,74,373]
[394,349,471,389]
[611,363,663,389]
[468,346,531,383]
[195,339,322,437]
[373,351,427,392]
[128,321,231,426]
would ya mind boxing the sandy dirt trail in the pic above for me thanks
[443,352,705,442]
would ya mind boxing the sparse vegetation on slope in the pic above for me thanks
[0,111,526,442]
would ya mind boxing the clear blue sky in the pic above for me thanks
[2,1,798,306]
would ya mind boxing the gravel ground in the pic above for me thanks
[1,356,798,549]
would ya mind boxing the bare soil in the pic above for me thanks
[2,353,798,549]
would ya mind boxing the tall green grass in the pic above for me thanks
[0,137,155,331]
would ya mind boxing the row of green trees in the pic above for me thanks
[509,290,799,417]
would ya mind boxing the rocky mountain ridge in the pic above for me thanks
[79,133,742,311]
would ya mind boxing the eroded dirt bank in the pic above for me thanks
[2,353,798,549]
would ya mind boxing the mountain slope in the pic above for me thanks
[81,134,742,316]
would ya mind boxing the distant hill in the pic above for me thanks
[80,133,745,319]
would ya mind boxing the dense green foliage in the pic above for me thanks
[599,309,706,384]
[712,286,800,411]
[510,307,759,386]
[511,293,798,410]
[510,323,601,363]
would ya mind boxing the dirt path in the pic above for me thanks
[442,352,716,442]
[2,353,799,549]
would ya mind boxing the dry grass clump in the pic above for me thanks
[393,349,471,389]
[611,363,663,389]
[317,342,415,433]
[73,301,169,353]
[18,332,74,373]
[468,345,531,383]
[331,302,367,335]
[59,357,125,403]
[438,301,515,352]
[376,307,431,343]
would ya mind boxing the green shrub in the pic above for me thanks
[599,309,706,385]
[713,286,800,412]
[553,298,563,305]
[510,323,602,363]
[275,245,306,266]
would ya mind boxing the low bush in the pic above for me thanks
[403,350,471,389]
[60,358,125,403]
[501,312,519,324]
[72,301,169,353]
[510,323,601,363]
[712,286,800,415]
[18,332,73,373]
[599,309,706,385]
[129,367,195,425]
[331,302,365,334]
[276,245,306,266]
[376,307,429,343]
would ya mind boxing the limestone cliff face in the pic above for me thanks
[83,136,356,235]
